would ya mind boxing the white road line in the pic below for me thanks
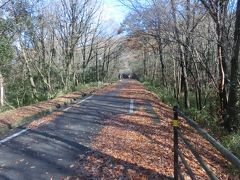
[0,128,29,144]
[63,95,94,111]
[76,95,94,105]
[129,99,134,113]
[0,95,95,145]
[63,107,72,111]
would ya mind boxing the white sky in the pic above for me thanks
[0,0,128,34]
[101,0,128,34]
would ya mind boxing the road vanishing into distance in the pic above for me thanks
[0,80,231,180]
[0,80,136,180]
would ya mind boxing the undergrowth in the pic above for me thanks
[143,81,240,163]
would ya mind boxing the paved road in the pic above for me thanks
[0,80,132,180]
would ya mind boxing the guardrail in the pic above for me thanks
[172,106,240,180]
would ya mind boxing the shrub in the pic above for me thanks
[221,131,240,159]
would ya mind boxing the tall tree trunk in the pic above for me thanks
[21,46,38,99]
[194,59,202,110]
[171,0,190,108]
[65,50,74,90]
[183,0,191,109]
[226,0,240,131]
[216,4,228,119]
[151,60,157,83]
[143,48,147,77]
[158,36,166,86]
[95,51,99,83]
[173,56,178,100]
[180,48,190,109]
[0,73,4,107]
[200,0,229,125]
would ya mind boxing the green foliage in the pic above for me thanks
[83,65,107,84]
[237,85,240,127]
[188,107,222,135]
[143,80,222,131]
[0,37,13,64]
[188,108,210,125]
[143,81,176,106]
[144,80,240,171]
[84,67,97,83]
[221,131,240,159]
[5,77,36,107]
[0,19,14,76]
[221,131,240,175]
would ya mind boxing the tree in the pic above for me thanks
[226,0,240,131]
[0,17,14,106]
[200,0,230,122]
[120,0,240,131]
[0,0,121,107]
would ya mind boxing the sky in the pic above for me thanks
[101,0,129,34]
[0,0,128,34]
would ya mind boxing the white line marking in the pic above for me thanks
[63,107,71,111]
[0,128,29,144]
[63,95,94,111]
[129,99,134,113]
[76,95,94,105]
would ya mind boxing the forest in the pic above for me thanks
[0,0,239,158]
[0,0,123,109]
[118,0,240,160]
[120,0,240,131]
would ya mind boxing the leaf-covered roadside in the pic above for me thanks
[69,80,235,179]
[0,82,117,133]
[27,82,118,129]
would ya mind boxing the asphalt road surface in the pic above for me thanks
[0,80,132,180]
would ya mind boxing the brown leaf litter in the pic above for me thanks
[69,80,236,180]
